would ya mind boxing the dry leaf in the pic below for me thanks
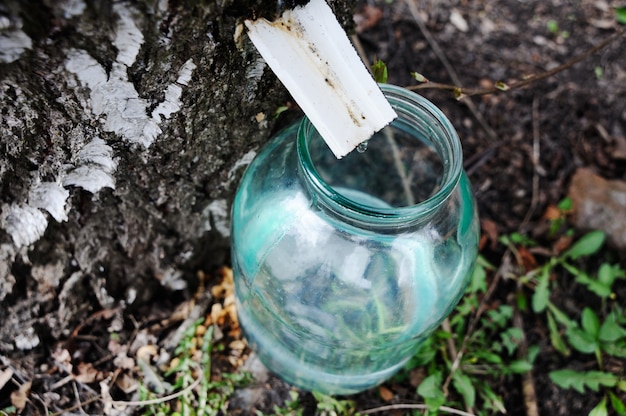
[168,300,194,323]
[355,4,383,33]
[612,136,626,160]
[51,348,73,373]
[379,385,394,401]
[552,235,573,255]
[480,218,499,249]
[229,340,246,351]
[195,324,208,337]
[449,9,469,32]
[113,352,135,370]
[0,368,13,390]
[51,347,71,364]
[518,246,538,271]
[115,373,138,394]
[224,293,235,307]
[542,204,562,221]
[10,381,31,411]
[75,362,99,383]
[211,303,225,324]
[589,18,615,29]
[136,344,158,362]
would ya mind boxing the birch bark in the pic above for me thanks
[0,0,354,354]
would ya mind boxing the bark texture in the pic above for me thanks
[0,0,354,358]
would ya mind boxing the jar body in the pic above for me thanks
[231,85,479,394]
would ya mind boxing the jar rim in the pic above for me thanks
[297,83,463,223]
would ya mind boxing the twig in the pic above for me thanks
[72,381,89,416]
[113,374,201,406]
[406,27,625,98]
[440,317,457,396]
[513,298,540,416]
[50,375,202,416]
[520,96,542,231]
[351,34,416,207]
[49,395,102,416]
[442,253,509,393]
[361,403,476,416]
[405,0,498,142]
[49,374,74,391]
[384,128,415,205]
[31,392,50,416]
[351,34,371,76]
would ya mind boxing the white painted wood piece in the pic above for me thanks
[245,0,397,158]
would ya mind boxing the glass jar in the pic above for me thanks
[231,84,479,395]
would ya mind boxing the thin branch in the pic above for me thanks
[72,381,89,416]
[113,374,201,407]
[361,403,476,416]
[440,317,457,396]
[521,96,542,231]
[50,374,202,416]
[442,254,509,393]
[49,395,102,416]
[406,27,625,97]
[405,0,499,142]
[352,33,415,206]
[513,298,540,416]
[384,128,415,206]
[351,34,371,76]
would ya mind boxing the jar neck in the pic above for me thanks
[296,83,463,228]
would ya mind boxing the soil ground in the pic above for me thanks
[1,0,625,415]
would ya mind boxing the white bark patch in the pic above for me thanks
[203,199,230,237]
[64,166,116,194]
[65,50,161,147]
[152,59,197,120]
[0,244,17,301]
[29,182,70,222]
[228,150,257,181]
[158,0,169,14]
[113,3,144,67]
[1,204,48,247]
[245,56,266,81]
[176,59,196,85]
[64,2,159,147]
[60,0,87,19]
[0,3,194,250]
[0,29,32,63]
[64,137,117,193]
[32,261,65,292]
[64,4,194,148]
[96,64,162,147]
[15,327,40,351]
[152,84,183,120]
[65,49,107,88]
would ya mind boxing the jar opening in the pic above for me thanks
[297,84,463,221]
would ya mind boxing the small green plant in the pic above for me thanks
[396,228,624,416]
[515,229,626,416]
[372,59,388,84]
[313,392,359,416]
[616,7,626,25]
[547,19,570,39]
[138,318,252,416]
[595,66,604,80]
[269,391,359,416]
[271,390,304,416]
[0,407,17,416]
[395,256,527,415]
[546,197,573,238]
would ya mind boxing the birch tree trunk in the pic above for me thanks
[0,0,354,357]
